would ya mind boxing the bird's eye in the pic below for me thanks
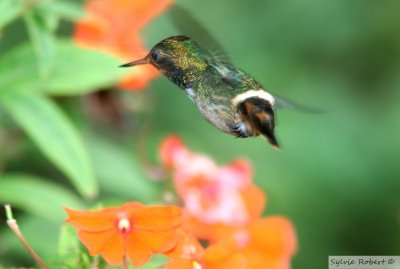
[151,51,160,62]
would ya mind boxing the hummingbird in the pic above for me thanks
[120,35,282,149]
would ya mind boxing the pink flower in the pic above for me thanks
[159,136,265,241]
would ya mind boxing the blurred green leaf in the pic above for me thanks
[0,40,125,95]
[0,90,98,198]
[56,224,94,269]
[46,40,125,95]
[24,8,56,80]
[41,1,85,21]
[0,0,26,29]
[0,173,84,221]
[0,42,40,92]
[135,255,168,269]
[0,215,61,264]
[85,134,159,202]
[57,224,81,268]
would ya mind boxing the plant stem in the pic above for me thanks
[4,204,50,269]
[123,255,129,269]
[90,257,99,269]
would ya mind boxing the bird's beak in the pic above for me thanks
[119,55,150,67]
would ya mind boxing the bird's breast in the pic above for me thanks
[195,99,240,134]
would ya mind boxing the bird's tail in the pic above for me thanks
[237,97,280,150]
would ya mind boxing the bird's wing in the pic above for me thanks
[273,94,328,114]
[169,5,231,65]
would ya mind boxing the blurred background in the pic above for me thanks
[0,0,399,268]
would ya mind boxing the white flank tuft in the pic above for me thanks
[231,90,275,107]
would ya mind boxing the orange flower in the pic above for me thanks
[233,217,297,269]
[74,0,173,90]
[65,202,182,266]
[160,136,266,241]
[165,216,296,269]
[165,231,246,269]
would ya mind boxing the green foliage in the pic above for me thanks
[138,255,169,269]
[0,0,399,268]
[40,1,85,22]
[0,0,26,29]
[0,40,125,95]
[57,224,90,269]
[24,4,57,80]
[0,1,162,266]
[0,39,40,91]
[0,174,83,221]
[85,134,159,202]
[45,41,124,95]
[0,0,128,202]
[0,90,97,198]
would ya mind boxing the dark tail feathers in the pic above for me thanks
[237,97,280,149]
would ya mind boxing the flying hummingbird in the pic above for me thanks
[119,6,310,149]
[121,35,281,149]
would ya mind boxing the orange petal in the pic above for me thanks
[241,249,291,269]
[84,0,173,32]
[201,238,238,263]
[238,249,266,269]
[114,34,146,56]
[241,183,266,222]
[125,232,152,267]
[64,207,117,232]
[200,239,247,269]
[126,0,173,30]
[126,203,182,231]
[134,229,179,254]
[74,18,107,47]
[249,217,297,257]
[118,64,158,91]
[165,230,203,260]
[101,230,125,266]
[77,230,115,256]
[213,253,247,269]
[184,214,239,242]
[259,256,291,269]
[73,0,173,91]
[165,259,193,269]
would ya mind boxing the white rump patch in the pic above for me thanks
[232,89,275,107]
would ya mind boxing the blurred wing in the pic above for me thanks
[169,5,231,64]
[273,94,328,114]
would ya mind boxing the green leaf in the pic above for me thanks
[0,42,41,92]
[0,90,98,198]
[85,133,158,202]
[0,0,26,29]
[41,1,85,21]
[0,40,126,95]
[56,224,94,269]
[136,255,169,269]
[24,8,56,80]
[46,40,126,95]
[0,173,84,221]
[57,224,82,268]
[0,215,61,263]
